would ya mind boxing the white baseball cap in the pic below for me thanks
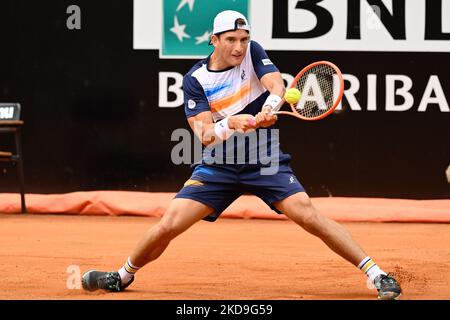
[212,10,250,35]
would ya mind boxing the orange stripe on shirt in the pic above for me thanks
[210,83,251,113]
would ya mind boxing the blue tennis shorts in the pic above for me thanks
[175,163,305,222]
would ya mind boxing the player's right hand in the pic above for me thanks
[229,114,257,133]
[255,106,278,128]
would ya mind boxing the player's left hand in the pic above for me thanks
[255,106,278,128]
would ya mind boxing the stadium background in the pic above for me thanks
[1,0,450,302]
[0,0,449,200]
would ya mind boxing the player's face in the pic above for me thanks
[213,30,250,67]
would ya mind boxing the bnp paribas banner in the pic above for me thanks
[161,0,249,58]
[134,0,450,57]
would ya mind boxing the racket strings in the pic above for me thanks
[294,64,336,119]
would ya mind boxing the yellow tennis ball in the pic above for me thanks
[284,88,301,104]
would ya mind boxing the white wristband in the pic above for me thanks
[263,94,282,110]
[214,116,235,140]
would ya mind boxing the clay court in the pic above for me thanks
[1,194,449,300]
[1,0,450,303]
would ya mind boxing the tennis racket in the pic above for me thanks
[272,61,344,121]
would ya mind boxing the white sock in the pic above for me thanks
[358,256,387,283]
[118,257,140,284]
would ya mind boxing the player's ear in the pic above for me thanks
[210,34,219,47]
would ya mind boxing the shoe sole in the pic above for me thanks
[81,270,98,291]
[378,292,402,300]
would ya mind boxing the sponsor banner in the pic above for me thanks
[134,0,450,55]
[158,70,450,113]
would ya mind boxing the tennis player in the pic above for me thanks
[82,10,401,300]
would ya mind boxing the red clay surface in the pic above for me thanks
[0,214,449,300]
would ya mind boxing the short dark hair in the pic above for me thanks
[235,18,247,28]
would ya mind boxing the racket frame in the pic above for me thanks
[272,60,344,121]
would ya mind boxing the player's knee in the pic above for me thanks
[292,197,319,228]
[296,195,313,211]
[305,214,324,236]
[154,222,176,243]
[298,209,318,229]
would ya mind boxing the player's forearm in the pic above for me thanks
[199,115,255,146]
[190,112,257,147]
[196,118,232,147]
[267,82,285,98]
[194,122,219,146]
[261,72,285,98]
[261,73,285,112]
